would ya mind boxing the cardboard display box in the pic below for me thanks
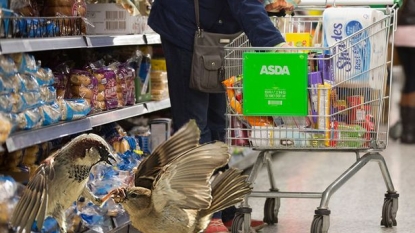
[86,3,147,35]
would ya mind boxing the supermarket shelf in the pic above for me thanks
[0,36,87,54]
[144,98,170,113]
[0,33,160,54]
[144,33,161,45]
[89,104,147,127]
[85,34,146,48]
[6,118,92,152]
[5,99,170,152]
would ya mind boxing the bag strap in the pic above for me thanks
[194,0,203,36]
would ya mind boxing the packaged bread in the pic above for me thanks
[0,94,13,113]
[17,107,42,130]
[22,91,42,110]
[69,70,94,86]
[39,102,62,126]
[58,98,91,121]
[94,100,106,111]
[2,113,19,133]
[0,76,14,94]
[32,67,54,86]
[53,73,69,99]
[93,69,119,110]
[70,85,94,99]
[40,86,57,104]
[69,70,98,111]
[6,74,24,93]
[10,53,38,73]
[11,93,26,113]
[19,73,40,92]
[116,65,136,106]
[0,55,18,77]
[0,114,12,143]
[10,0,40,16]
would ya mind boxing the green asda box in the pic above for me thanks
[242,52,308,116]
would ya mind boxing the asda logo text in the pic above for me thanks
[260,65,290,75]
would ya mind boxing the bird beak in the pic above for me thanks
[105,154,117,165]
[98,146,117,166]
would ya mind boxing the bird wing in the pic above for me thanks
[151,141,230,213]
[134,120,200,189]
[10,160,54,233]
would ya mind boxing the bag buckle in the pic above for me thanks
[197,27,204,38]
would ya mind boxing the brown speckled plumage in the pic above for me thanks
[10,133,115,233]
[109,120,252,233]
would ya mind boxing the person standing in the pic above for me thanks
[392,0,415,143]
[148,0,288,232]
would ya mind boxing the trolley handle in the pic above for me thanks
[299,0,402,7]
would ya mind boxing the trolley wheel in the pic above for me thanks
[263,198,279,225]
[230,214,245,233]
[310,215,323,233]
[381,198,398,227]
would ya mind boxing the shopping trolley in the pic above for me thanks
[223,1,401,232]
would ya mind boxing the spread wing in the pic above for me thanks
[11,161,54,233]
[134,120,200,189]
[151,141,230,213]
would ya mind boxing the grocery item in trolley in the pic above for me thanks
[223,7,393,149]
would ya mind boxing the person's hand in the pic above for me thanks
[275,42,295,53]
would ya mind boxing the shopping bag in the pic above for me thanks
[190,30,241,93]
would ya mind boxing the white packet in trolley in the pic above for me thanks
[322,7,386,89]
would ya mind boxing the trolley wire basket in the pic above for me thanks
[224,3,401,233]
[224,6,396,151]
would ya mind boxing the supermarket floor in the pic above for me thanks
[241,67,415,233]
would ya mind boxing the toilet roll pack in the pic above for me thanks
[323,7,387,89]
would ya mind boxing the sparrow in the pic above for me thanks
[10,133,116,233]
[103,120,252,233]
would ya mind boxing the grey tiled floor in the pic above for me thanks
[243,67,414,233]
[246,141,414,233]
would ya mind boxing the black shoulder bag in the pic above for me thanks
[190,0,241,93]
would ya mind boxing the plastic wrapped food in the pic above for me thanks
[10,53,38,73]
[0,55,18,77]
[0,94,13,113]
[40,86,57,104]
[10,0,40,16]
[53,72,69,99]
[116,65,136,106]
[33,67,55,86]
[93,69,119,110]
[22,91,43,110]
[2,74,25,93]
[69,69,99,111]
[11,92,26,113]
[40,102,62,126]
[0,76,15,93]
[58,98,92,121]
[15,18,60,38]
[19,73,40,92]
[0,114,12,143]
[2,113,19,133]
[17,107,42,130]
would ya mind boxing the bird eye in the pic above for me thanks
[130,193,139,198]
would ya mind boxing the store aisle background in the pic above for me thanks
[241,67,415,232]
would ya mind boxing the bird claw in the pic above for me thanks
[101,188,127,205]
[112,188,127,203]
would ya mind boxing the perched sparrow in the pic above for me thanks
[103,120,252,233]
[10,133,116,233]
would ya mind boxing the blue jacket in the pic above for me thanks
[148,0,285,51]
